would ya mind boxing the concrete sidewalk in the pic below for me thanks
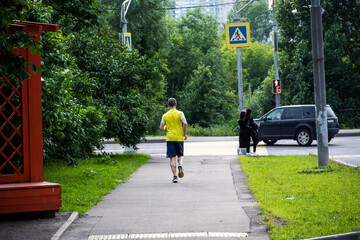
[60,155,268,240]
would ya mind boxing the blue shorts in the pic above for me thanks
[166,141,184,158]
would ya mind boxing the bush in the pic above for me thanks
[42,33,106,166]
[187,119,238,136]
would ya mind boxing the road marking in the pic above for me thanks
[88,232,248,239]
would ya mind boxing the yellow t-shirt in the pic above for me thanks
[161,109,185,142]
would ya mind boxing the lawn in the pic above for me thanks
[44,154,149,216]
[239,155,360,240]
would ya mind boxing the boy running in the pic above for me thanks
[160,98,188,183]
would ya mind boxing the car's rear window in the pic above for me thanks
[326,106,336,118]
[302,107,315,118]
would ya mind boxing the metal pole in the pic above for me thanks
[121,3,128,43]
[234,0,244,111]
[310,0,328,166]
[249,83,251,102]
[272,0,280,107]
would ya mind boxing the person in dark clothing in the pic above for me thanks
[237,110,247,155]
[244,108,258,155]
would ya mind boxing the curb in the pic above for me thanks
[331,159,357,168]
[51,212,79,240]
[336,130,360,137]
[103,130,360,145]
[303,231,360,240]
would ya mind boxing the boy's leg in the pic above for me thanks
[177,156,183,165]
[170,157,177,176]
[177,156,184,178]
[176,142,185,178]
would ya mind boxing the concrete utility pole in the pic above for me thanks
[272,0,280,107]
[310,0,329,166]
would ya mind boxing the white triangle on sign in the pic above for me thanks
[126,38,130,48]
[230,27,246,41]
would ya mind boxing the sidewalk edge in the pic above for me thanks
[51,212,79,240]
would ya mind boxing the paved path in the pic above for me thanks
[60,154,268,240]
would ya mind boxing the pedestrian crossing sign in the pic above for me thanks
[225,22,250,48]
[123,33,132,53]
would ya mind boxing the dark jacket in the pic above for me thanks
[238,119,248,148]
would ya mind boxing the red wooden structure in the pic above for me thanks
[0,21,61,214]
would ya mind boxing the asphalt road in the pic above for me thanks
[99,135,360,167]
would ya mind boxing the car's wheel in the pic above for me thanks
[296,129,312,146]
[263,139,278,145]
[328,137,332,143]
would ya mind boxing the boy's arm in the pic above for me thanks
[182,117,188,140]
[160,122,166,131]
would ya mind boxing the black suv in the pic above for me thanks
[255,105,340,146]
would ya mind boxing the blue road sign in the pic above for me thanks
[123,33,132,53]
[225,23,250,48]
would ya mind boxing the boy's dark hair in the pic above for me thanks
[168,98,177,107]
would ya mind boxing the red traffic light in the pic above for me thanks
[272,79,281,94]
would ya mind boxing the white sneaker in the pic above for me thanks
[250,152,258,156]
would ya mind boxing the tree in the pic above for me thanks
[164,9,237,126]
[227,0,272,43]
[247,67,277,118]
[220,35,274,100]
[2,1,169,164]
[166,8,219,98]
[0,0,42,86]
[276,0,360,127]
[69,27,167,147]
[42,0,105,33]
[104,0,172,56]
[184,64,233,127]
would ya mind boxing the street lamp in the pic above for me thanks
[120,0,132,41]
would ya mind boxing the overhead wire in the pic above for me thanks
[105,1,257,11]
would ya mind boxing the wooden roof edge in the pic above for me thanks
[11,21,59,33]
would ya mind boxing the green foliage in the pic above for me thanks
[166,8,220,97]
[227,0,272,43]
[105,0,172,56]
[41,32,106,166]
[240,155,360,239]
[183,63,234,127]
[242,42,274,90]
[44,154,149,215]
[187,119,238,136]
[247,68,277,118]
[164,9,237,127]
[42,0,105,33]
[277,0,360,127]
[69,27,167,148]
[0,0,42,86]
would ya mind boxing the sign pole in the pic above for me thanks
[311,0,329,167]
[272,0,280,107]
[234,1,244,111]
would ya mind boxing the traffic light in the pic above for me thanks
[272,79,281,94]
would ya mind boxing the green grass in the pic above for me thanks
[239,155,360,240]
[44,154,149,216]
